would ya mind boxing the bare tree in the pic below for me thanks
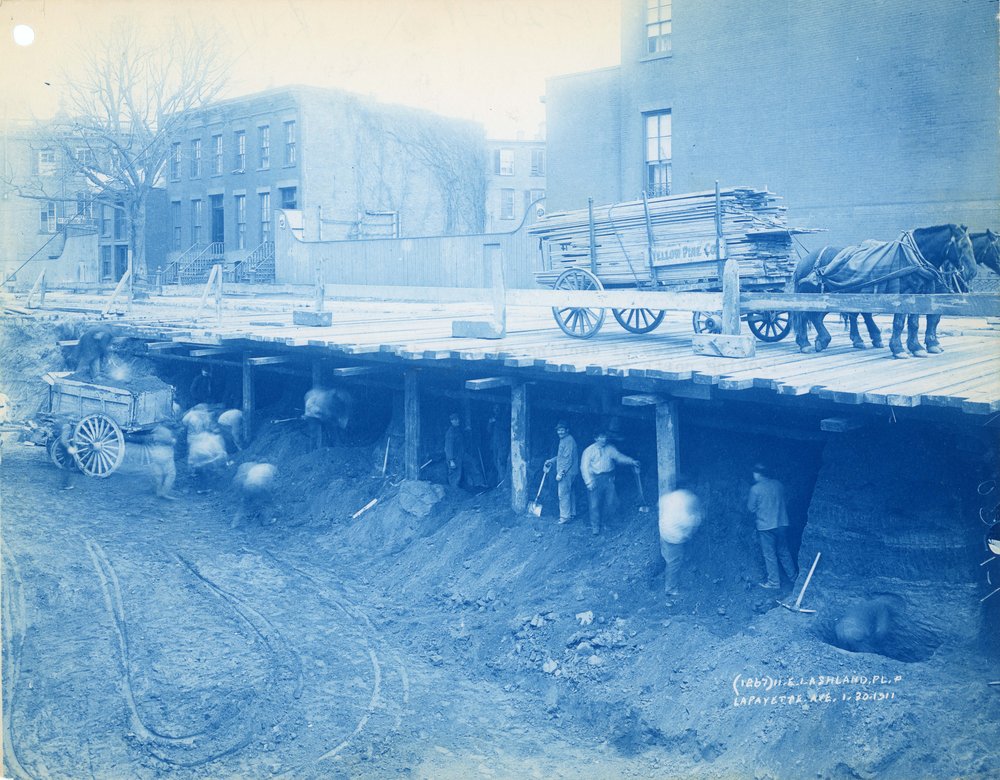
[50,20,229,280]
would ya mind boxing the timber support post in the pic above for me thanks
[404,370,420,480]
[311,358,324,449]
[655,398,680,501]
[510,380,528,512]
[692,255,756,358]
[242,353,255,442]
[452,242,506,339]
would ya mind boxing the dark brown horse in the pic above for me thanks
[793,225,975,358]
[842,228,1000,351]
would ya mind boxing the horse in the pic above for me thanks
[841,228,1000,350]
[792,224,975,358]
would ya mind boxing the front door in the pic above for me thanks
[114,245,129,280]
[210,195,224,245]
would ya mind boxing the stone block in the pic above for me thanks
[293,309,333,327]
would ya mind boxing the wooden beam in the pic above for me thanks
[144,341,182,351]
[820,417,868,433]
[506,288,722,312]
[622,394,662,407]
[655,399,680,498]
[404,370,420,480]
[465,377,514,391]
[246,355,293,366]
[740,292,1000,317]
[57,339,80,348]
[510,381,528,512]
[188,347,237,357]
[242,355,255,441]
[330,366,384,377]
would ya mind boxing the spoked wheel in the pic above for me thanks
[692,311,723,335]
[747,310,792,342]
[551,268,606,339]
[72,413,125,477]
[47,438,78,471]
[613,307,666,334]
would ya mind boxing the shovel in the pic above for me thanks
[633,465,650,513]
[528,466,550,517]
[779,551,821,613]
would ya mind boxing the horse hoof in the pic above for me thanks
[892,352,910,360]
[799,346,815,354]
[872,342,885,349]
[852,342,868,350]
[927,345,943,354]
[911,349,929,358]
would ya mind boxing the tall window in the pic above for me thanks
[495,148,515,176]
[524,189,545,212]
[234,130,246,171]
[258,125,270,169]
[235,194,246,250]
[646,0,672,55]
[191,198,203,244]
[500,189,514,220]
[170,142,181,180]
[171,201,182,250]
[190,139,202,178]
[259,191,271,242]
[530,149,545,176]
[75,147,95,167]
[284,120,296,165]
[101,204,112,237]
[101,245,112,280]
[279,186,297,210]
[645,110,672,197]
[39,201,57,232]
[32,148,56,176]
[113,205,125,241]
[212,134,223,175]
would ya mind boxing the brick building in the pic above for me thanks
[545,1,1000,246]
[162,86,487,283]
[485,137,546,232]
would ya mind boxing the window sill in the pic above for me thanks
[639,51,673,64]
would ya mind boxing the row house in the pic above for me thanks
[485,137,546,231]
[545,0,999,247]
[162,85,487,283]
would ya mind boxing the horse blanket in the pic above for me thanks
[802,238,940,293]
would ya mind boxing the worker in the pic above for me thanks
[189,368,213,406]
[147,425,177,500]
[217,408,244,452]
[187,430,227,494]
[486,405,509,486]
[231,462,278,528]
[658,478,703,599]
[75,326,114,380]
[747,463,798,589]
[445,412,467,487]
[56,420,78,490]
[544,420,579,524]
[580,429,640,536]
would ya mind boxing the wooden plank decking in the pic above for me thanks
[11,291,1000,416]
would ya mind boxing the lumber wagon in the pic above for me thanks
[531,187,815,340]
[28,372,175,477]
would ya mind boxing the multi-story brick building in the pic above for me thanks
[485,137,546,232]
[163,86,487,282]
[545,1,999,246]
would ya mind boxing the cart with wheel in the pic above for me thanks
[531,188,811,341]
[34,372,175,477]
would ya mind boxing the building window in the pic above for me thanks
[259,192,271,242]
[101,245,112,280]
[75,147,95,167]
[39,201,57,232]
[279,186,297,210]
[494,148,515,176]
[646,0,672,55]
[258,126,270,169]
[500,189,515,220]
[75,192,94,223]
[101,205,112,237]
[530,149,545,177]
[113,205,126,241]
[32,148,56,176]
[171,201,182,250]
[191,198,203,244]
[170,142,181,180]
[190,138,202,178]
[235,194,246,250]
[524,189,545,212]
[284,120,296,166]
[645,110,672,197]
[212,134,223,175]
[234,131,246,172]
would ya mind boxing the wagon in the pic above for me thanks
[36,372,175,477]
[531,188,810,341]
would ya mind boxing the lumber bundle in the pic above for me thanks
[531,187,814,291]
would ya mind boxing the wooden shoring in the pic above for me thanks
[242,353,255,441]
[100,268,131,318]
[404,370,420,480]
[26,269,46,309]
[510,380,529,512]
[655,399,680,499]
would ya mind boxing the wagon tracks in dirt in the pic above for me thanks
[259,550,411,774]
[84,539,302,768]
[1,545,46,780]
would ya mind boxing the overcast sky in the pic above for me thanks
[0,0,621,138]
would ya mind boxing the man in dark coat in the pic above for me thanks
[75,326,114,380]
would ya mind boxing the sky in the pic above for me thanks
[0,0,621,138]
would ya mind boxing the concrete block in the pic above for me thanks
[691,333,756,358]
[452,320,505,339]
[293,309,333,327]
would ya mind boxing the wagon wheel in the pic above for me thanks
[47,438,78,471]
[692,311,723,335]
[747,311,792,342]
[551,268,606,339]
[72,413,125,477]
[612,307,666,334]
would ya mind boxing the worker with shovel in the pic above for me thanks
[581,430,640,536]
[543,421,579,525]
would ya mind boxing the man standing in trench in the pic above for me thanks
[580,429,639,536]
[747,463,798,589]
[544,421,579,525]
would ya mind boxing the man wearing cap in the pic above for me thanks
[544,421,579,524]
[580,430,639,535]
[747,463,797,589]
[445,412,466,487]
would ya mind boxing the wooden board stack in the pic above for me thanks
[531,187,815,291]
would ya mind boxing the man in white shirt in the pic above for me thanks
[659,480,703,599]
[580,430,639,536]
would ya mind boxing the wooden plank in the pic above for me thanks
[691,333,756,358]
[741,292,1000,317]
[404,370,420,480]
[144,341,182,351]
[242,355,255,441]
[507,288,723,312]
[820,417,867,433]
[188,347,237,357]
[510,381,528,512]
[622,394,662,407]
[465,377,514,391]
[246,355,294,366]
[330,366,384,377]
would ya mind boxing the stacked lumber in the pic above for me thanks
[531,187,813,290]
